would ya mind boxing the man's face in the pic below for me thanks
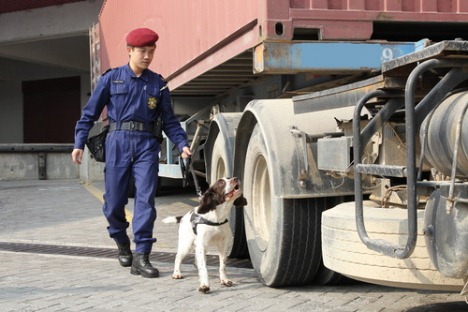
[128,45,156,72]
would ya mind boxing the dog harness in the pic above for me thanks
[190,212,228,235]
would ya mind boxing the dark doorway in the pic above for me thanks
[22,76,81,143]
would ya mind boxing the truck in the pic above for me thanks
[91,0,468,296]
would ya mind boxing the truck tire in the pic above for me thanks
[210,135,249,258]
[322,202,463,291]
[313,259,343,285]
[313,195,354,285]
[243,125,326,286]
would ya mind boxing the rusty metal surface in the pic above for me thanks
[254,41,416,74]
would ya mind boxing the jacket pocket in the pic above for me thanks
[110,84,128,95]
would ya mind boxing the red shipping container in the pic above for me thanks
[98,0,468,90]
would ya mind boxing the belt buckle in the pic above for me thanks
[129,121,135,131]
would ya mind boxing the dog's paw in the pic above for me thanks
[172,274,184,279]
[221,279,233,287]
[198,285,210,294]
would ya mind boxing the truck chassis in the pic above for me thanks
[174,40,468,293]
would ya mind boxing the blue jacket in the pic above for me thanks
[74,64,188,152]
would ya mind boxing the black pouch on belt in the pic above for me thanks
[86,125,109,162]
[153,115,163,144]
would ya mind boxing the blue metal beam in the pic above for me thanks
[254,41,423,74]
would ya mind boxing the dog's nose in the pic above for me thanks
[232,177,238,182]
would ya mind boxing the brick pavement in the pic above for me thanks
[0,179,466,312]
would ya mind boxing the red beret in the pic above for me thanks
[126,28,159,47]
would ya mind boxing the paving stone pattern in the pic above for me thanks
[0,180,466,312]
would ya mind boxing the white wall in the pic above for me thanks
[0,1,103,43]
[0,1,102,144]
[0,57,91,143]
[0,1,102,181]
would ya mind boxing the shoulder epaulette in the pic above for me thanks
[158,74,168,91]
[157,74,167,83]
[102,68,114,76]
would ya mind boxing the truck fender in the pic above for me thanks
[233,98,358,198]
[205,112,250,258]
[205,112,243,185]
[233,99,309,198]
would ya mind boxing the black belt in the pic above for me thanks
[109,121,154,133]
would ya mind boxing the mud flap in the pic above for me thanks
[424,185,468,279]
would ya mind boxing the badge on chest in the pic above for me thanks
[147,97,157,109]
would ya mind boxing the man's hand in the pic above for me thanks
[71,149,84,164]
[181,146,192,159]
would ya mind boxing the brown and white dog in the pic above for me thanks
[162,177,245,293]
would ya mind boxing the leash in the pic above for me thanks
[180,156,203,197]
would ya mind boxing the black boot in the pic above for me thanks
[115,238,133,267]
[130,253,159,278]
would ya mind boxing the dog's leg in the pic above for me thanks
[172,249,188,279]
[172,224,193,279]
[217,237,233,287]
[194,235,210,293]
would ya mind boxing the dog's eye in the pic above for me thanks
[213,179,226,192]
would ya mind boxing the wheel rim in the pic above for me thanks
[251,154,271,251]
[215,157,226,180]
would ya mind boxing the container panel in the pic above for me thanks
[98,0,261,89]
[290,0,467,12]
[98,0,468,90]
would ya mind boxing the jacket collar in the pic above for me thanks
[125,64,149,82]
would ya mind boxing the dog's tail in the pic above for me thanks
[162,216,183,224]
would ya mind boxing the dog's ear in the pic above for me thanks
[198,191,225,214]
[233,195,247,207]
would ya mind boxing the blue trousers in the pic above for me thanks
[102,131,160,253]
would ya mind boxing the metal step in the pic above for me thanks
[355,164,407,177]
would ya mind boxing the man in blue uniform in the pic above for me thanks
[71,28,191,278]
